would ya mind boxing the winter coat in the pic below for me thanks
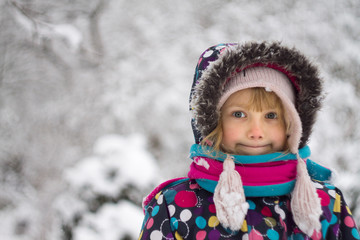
[139,178,359,240]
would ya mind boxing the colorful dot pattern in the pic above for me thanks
[139,179,359,239]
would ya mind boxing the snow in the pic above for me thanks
[57,133,160,239]
[65,134,159,197]
[0,200,40,240]
[52,24,83,51]
[12,4,82,51]
[73,201,143,240]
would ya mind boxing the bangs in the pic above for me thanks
[246,87,284,113]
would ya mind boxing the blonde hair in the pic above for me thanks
[201,87,290,152]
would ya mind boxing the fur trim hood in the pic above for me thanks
[190,41,324,149]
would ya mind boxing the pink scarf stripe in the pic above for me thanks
[188,157,297,186]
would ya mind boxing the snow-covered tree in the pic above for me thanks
[56,134,160,240]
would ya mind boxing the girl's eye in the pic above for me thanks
[232,111,246,118]
[266,112,278,119]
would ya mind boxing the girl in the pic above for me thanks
[139,42,359,239]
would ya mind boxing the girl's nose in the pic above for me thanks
[247,120,264,140]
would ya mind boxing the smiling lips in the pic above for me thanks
[237,143,270,149]
[234,144,272,155]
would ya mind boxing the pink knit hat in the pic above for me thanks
[217,67,302,154]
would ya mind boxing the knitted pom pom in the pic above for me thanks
[291,154,322,236]
[213,155,249,231]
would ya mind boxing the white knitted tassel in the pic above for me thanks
[291,154,322,237]
[213,155,249,231]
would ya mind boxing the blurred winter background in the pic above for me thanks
[1,0,360,239]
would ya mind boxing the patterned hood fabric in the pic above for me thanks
[189,41,323,149]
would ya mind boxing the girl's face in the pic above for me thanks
[220,89,287,155]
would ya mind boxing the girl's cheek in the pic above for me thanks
[223,128,239,141]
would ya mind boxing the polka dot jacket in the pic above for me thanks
[139,179,359,240]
